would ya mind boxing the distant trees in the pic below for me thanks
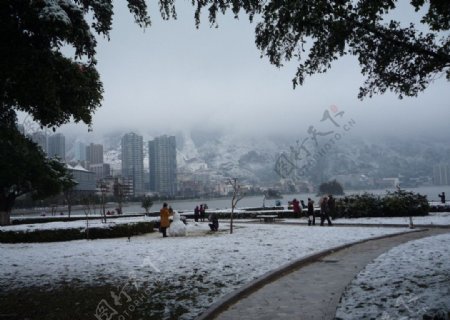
[142,196,154,214]
[318,180,344,196]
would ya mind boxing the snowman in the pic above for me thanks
[168,211,187,237]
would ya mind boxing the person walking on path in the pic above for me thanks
[307,198,315,226]
[159,203,172,238]
[292,198,301,216]
[320,196,332,226]
[438,192,446,204]
[194,205,200,222]
[328,194,336,220]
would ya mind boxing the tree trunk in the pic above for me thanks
[230,206,234,234]
[0,211,11,226]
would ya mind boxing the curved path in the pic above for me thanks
[198,227,450,320]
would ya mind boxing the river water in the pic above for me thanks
[15,185,447,217]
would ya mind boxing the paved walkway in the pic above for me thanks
[198,228,450,320]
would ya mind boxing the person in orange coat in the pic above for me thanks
[160,202,171,237]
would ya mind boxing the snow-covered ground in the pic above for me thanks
[334,212,450,226]
[335,233,450,320]
[2,212,449,233]
[0,223,409,319]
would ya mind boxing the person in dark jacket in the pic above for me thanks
[194,206,200,222]
[300,200,307,209]
[208,212,219,231]
[307,198,315,226]
[328,194,336,220]
[200,204,205,222]
[320,196,332,226]
[438,192,446,204]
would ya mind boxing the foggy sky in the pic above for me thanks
[23,2,450,141]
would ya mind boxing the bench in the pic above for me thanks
[256,215,278,223]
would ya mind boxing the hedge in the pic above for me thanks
[0,221,155,243]
[334,189,429,219]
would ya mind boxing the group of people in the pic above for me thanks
[193,204,208,222]
[159,202,219,238]
[194,203,219,231]
[292,195,335,226]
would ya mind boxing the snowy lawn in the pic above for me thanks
[0,223,410,319]
[335,233,450,320]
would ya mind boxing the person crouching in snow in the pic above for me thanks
[208,212,219,231]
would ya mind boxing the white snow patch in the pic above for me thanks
[0,224,410,319]
[335,233,450,320]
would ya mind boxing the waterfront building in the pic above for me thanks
[47,133,65,161]
[121,132,144,196]
[149,135,177,197]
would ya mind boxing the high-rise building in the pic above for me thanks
[47,133,65,160]
[86,143,103,164]
[90,163,111,181]
[149,135,177,196]
[433,164,450,185]
[121,132,144,196]
[31,131,47,154]
[74,141,86,162]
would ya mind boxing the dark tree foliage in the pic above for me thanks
[0,0,152,128]
[0,0,151,224]
[190,0,450,99]
[318,179,344,195]
[0,121,70,224]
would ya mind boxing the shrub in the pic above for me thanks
[0,221,154,243]
[335,189,429,219]
[381,189,429,217]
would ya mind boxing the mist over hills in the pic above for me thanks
[66,129,450,188]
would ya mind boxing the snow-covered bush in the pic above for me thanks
[0,221,155,243]
[335,189,429,218]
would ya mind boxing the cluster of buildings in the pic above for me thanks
[26,129,178,199]
[19,125,450,200]
[120,133,177,197]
